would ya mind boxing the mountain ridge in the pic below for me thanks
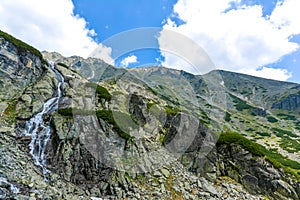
[43,49,299,85]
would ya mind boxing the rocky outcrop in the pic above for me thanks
[0,34,45,100]
[250,107,266,117]
[215,144,300,200]
[272,93,300,112]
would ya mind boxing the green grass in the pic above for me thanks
[95,110,134,141]
[57,62,68,68]
[240,90,249,95]
[217,131,300,180]
[0,30,46,64]
[256,132,271,137]
[147,103,168,121]
[57,107,93,116]
[146,101,157,110]
[164,105,181,116]
[272,128,298,138]
[277,113,297,121]
[229,94,254,111]
[146,86,158,96]
[279,136,300,153]
[57,62,79,74]
[85,82,112,101]
[246,128,255,132]
[294,122,300,131]
[1,100,17,125]
[58,108,134,141]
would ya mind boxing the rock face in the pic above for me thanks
[272,93,300,112]
[0,34,45,100]
[216,144,300,200]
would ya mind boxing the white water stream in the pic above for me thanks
[23,62,64,174]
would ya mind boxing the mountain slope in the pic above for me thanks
[0,30,299,199]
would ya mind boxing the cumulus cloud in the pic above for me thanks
[158,29,215,74]
[89,44,114,64]
[0,0,110,59]
[120,55,138,67]
[240,67,292,81]
[159,0,300,81]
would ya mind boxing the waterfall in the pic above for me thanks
[0,177,20,194]
[23,62,64,174]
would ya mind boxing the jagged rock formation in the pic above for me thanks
[0,30,300,200]
[272,93,300,112]
[0,30,45,100]
[216,143,299,200]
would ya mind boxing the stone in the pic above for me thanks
[242,174,258,192]
[172,185,181,193]
[161,184,165,193]
[201,178,218,196]
[197,180,202,188]
[153,171,162,177]
[0,102,8,116]
[152,191,161,197]
[160,168,170,178]
[21,94,32,107]
[184,182,190,190]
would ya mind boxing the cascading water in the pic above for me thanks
[22,61,64,174]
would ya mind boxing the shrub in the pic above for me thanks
[57,108,73,116]
[256,132,271,137]
[85,82,112,101]
[96,110,134,141]
[217,131,264,157]
[279,136,300,153]
[146,102,156,110]
[267,116,278,123]
[2,100,17,124]
[277,113,296,121]
[96,85,111,100]
[224,112,231,122]
[57,62,79,74]
[57,62,68,68]
[272,128,298,138]
[164,105,180,116]
[229,94,253,111]
[58,108,134,141]
[57,108,93,116]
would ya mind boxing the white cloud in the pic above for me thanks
[120,55,138,67]
[89,44,114,65]
[158,28,215,74]
[0,0,108,59]
[240,67,292,81]
[159,0,300,81]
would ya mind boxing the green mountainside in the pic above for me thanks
[1,30,299,199]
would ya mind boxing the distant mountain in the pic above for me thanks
[1,30,299,199]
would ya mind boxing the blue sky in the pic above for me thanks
[72,0,177,69]
[73,0,177,41]
[0,0,299,83]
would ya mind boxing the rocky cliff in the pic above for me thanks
[272,93,300,112]
[0,30,300,200]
